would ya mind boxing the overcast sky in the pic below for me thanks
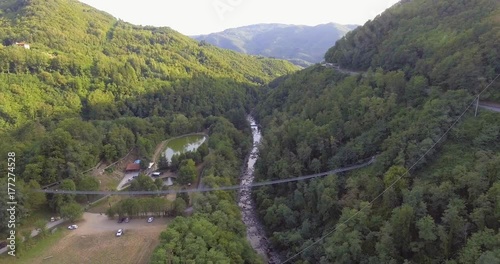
[79,0,400,35]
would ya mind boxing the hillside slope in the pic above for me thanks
[194,23,356,67]
[0,1,296,262]
[254,0,500,263]
[326,0,500,95]
[0,0,297,129]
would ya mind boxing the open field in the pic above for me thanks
[24,229,162,264]
[4,213,169,264]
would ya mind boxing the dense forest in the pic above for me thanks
[253,0,500,263]
[0,0,296,260]
[325,0,500,97]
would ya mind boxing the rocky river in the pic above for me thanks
[238,116,283,264]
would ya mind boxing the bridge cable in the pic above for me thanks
[33,158,375,195]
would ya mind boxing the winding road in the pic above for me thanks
[320,62,363,76]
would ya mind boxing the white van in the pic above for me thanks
[152,172,161,177]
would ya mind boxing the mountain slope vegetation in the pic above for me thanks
[194,23,356,67]
[0,0,296,261]
[254,0,500,262]
[0,0,297,129]
[325,0,500,95]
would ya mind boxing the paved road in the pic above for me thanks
[116,171,139,190]
[479,103,500,112]
[320,62,363,76]
[30,218,66,237]
[0,218,66,254]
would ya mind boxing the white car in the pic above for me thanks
[147,217,154,223]
[68,224,78,230]
[116,229,123,237]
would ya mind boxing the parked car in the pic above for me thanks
[68,225,78,230]
[124,217,129,223]
[116,229,123,237]
[147,217,154,223]
[50,217,55,222]
[117,217,126,223]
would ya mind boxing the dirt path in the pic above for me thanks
[152,141,167,165]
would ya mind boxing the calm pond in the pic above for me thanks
[164,134,207,162]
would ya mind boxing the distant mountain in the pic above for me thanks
[193,23,357,67]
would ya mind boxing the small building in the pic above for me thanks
[125,163,141,172]
[13,42,30,49]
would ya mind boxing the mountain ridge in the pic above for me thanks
[193,22,357,67]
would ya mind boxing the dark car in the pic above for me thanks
[117,217,126,223]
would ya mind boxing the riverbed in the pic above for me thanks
[238,116,283,264]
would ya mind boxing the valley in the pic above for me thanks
[1,0,500,263]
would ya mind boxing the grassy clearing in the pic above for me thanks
[96,169,122,191]
[86,195,124,214]
[0,228,67,264]
[25,229,160,264]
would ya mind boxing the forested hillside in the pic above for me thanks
[0,0,296,261]
[0,0,296,129]
[254,0,500,262]
[194,23,356,67]
[325,0,500,96]
[0,0,296,184]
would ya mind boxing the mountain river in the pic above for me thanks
[238,115,283,264]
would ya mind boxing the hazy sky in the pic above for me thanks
[79,0,400,35]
